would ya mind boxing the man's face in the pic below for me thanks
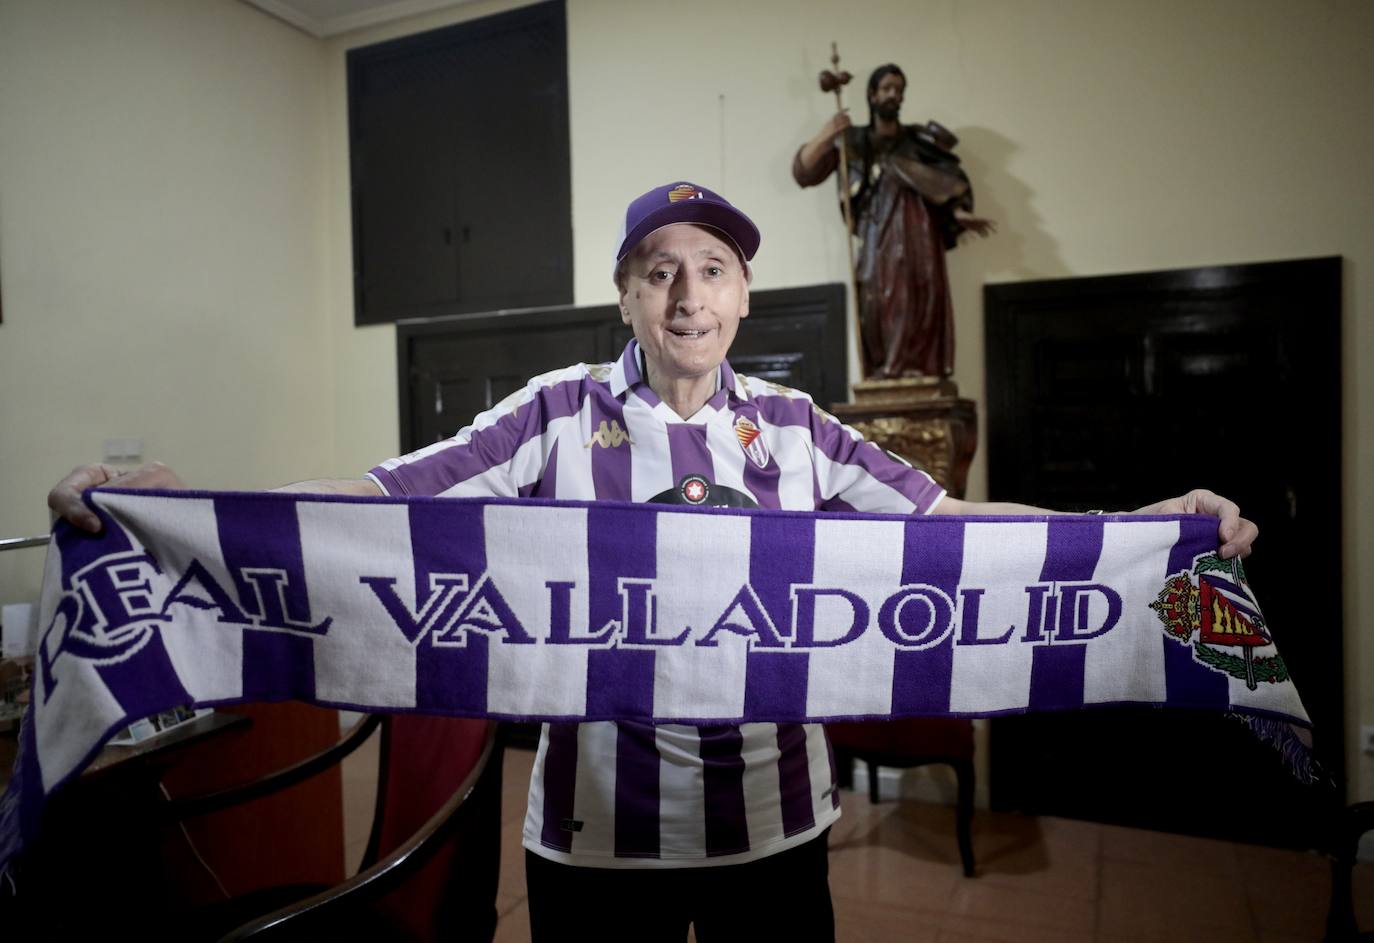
[870,73,905,121]
[619,223,750,389]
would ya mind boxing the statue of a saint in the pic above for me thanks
[794,64,995,379]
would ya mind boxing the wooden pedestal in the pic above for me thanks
[831,377,978,499]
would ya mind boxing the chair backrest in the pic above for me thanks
[826,717,974,761]
[211,715,503,943]
[364,716,502,943]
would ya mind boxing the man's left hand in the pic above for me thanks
[1134,489,1258,560]
[952,208,997,238]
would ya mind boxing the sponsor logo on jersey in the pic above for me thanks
[681,475,710,505]
[586,419,631,449]
[647,478,758,508]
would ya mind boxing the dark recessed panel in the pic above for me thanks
[348,1,571,325]
[984,257,1342,848]
[396,284,846,454]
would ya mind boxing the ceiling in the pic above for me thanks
[242,0,474,38]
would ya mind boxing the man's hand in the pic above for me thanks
[820,109,852,143]
[794,111,854,183]
[953,208,997,238]
[48,461,186,534]
[1133,488,1258,560]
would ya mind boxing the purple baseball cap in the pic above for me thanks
[613,182,761,278]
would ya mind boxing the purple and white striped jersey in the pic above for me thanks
[367,341,945,868]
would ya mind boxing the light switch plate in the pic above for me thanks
[102,437,143,463]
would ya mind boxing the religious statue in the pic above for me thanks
[794,61,995,379]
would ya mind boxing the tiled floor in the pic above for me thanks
[343,739,1373,942]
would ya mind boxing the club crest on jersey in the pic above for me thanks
[733,415,770,468]
[1150,552,1285,691]
[680,475,710,505]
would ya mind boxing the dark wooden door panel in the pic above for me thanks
[985,257,1342,848]
[412,318,612,444]
[352,44,460,312]
[396,284,846,453]
[348,1,571,325]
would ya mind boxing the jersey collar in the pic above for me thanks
[609,340,749,405]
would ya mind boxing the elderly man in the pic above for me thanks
[50,181,1256,942]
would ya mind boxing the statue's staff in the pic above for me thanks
[818,43,868,377]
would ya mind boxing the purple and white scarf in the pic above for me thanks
[0,488,1312,872]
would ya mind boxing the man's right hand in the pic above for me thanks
[794,111,855,186]
[48,461,186,534]
[820,110,852,143]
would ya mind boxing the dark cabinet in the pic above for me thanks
[984,257,1343,847]
[395,284,847,452]
[348,1,571,325]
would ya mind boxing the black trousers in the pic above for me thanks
[525,829,834,943]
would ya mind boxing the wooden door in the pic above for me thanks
[984,257,1342,847]
[348,1,572,325]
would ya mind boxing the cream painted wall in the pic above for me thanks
[322,0,1373,801]
[0,0,332,600]
[0,0,1368,802]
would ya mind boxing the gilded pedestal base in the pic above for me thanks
[832,378,978,499]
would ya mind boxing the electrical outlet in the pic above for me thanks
[1363,725,1374,754]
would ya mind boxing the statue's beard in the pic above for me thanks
[873,99,901,121]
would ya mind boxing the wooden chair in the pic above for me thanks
[827,718,976,877]
[161,713,503,942]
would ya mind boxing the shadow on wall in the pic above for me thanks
[955,125,1068,281]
